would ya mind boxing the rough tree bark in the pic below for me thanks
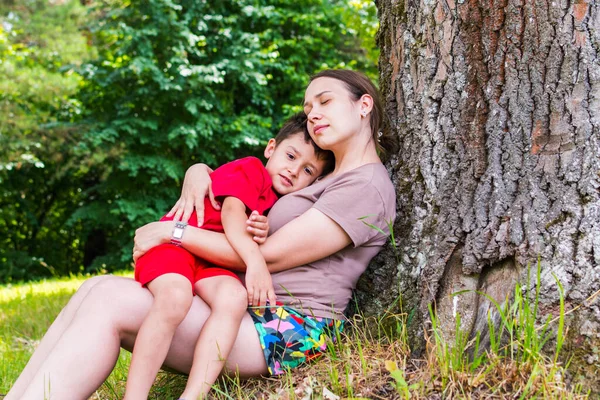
[357,0,599,388]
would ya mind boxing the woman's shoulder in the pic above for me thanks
[321,162,395,216]
[310,162,395,247]
[328,163,394,197]
[328,162,390,181]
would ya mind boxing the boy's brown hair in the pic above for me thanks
[274,112,335,176]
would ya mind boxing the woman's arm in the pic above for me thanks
[133,208,351,272]
[264,208,352,271]
[166,162,269,239]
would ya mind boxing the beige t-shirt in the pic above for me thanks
[266,162,396,319]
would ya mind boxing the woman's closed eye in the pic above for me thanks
[320,99,330,105]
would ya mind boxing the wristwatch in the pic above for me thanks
[171,221,188,246]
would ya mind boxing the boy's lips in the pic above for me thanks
[279,175,293,187]
[313,124,328,135]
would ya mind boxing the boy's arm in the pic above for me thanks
[221,196,276,308]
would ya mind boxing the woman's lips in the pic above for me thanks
[313,124,328,135]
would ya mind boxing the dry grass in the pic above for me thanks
[115,313,587,400]
[205,315,589,400]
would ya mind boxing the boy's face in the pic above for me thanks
[264,134,327,195]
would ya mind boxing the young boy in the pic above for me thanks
[124,113,334,400]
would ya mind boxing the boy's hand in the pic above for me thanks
[245,262,276,308]
[247,211,269,244]
[167,163,219,224]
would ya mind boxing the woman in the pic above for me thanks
[7,69,397,399]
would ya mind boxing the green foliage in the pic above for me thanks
[338,0,379,80]
[71,0,378,272]
[0,0,95,282]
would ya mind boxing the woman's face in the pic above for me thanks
[303,77,363,151]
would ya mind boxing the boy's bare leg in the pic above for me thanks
[5,275,116,399]
[123,273,193,400]
[179,276,249,400]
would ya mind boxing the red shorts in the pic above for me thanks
[135,244,241,290]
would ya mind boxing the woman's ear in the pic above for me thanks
[359,94,374,116]
[264,138,277,159]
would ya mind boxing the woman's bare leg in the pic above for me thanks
[5,275,116,399]
[10,276,267,400]
[179,277,248,400]
[124,274,193,400]
[16,277,155,400]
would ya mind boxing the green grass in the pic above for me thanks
[426,262,589,399]
[0,272,593,399]
[0,274,134,398]
[0,276,88,389]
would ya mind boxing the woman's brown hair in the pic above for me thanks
[309,69,397,161]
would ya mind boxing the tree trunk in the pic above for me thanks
[359,0,599,387]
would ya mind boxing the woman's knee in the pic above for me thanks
[55,275,117,321]
[82,277,151,318]
[76,275,115,297]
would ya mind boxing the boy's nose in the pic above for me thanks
[288,166,300,177]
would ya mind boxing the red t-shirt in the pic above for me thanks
[160,157,278,232]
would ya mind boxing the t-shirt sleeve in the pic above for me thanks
[210,157,270,213]
[313,176,390,247]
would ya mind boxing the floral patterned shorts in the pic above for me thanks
[247,305,344,376]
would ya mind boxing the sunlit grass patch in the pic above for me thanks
[0,272,132,395]
[0,276,87,392]
[0,276,87,304]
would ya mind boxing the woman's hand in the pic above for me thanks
[133,221,174,262]
[166,163,220,224]
[246,211,269,244]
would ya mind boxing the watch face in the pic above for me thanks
[173,228,184,240]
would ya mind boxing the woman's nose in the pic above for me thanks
[307,108,321,121]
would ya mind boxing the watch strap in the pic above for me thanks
[171,221,188,246]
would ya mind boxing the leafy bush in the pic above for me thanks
[0,0,94,282]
